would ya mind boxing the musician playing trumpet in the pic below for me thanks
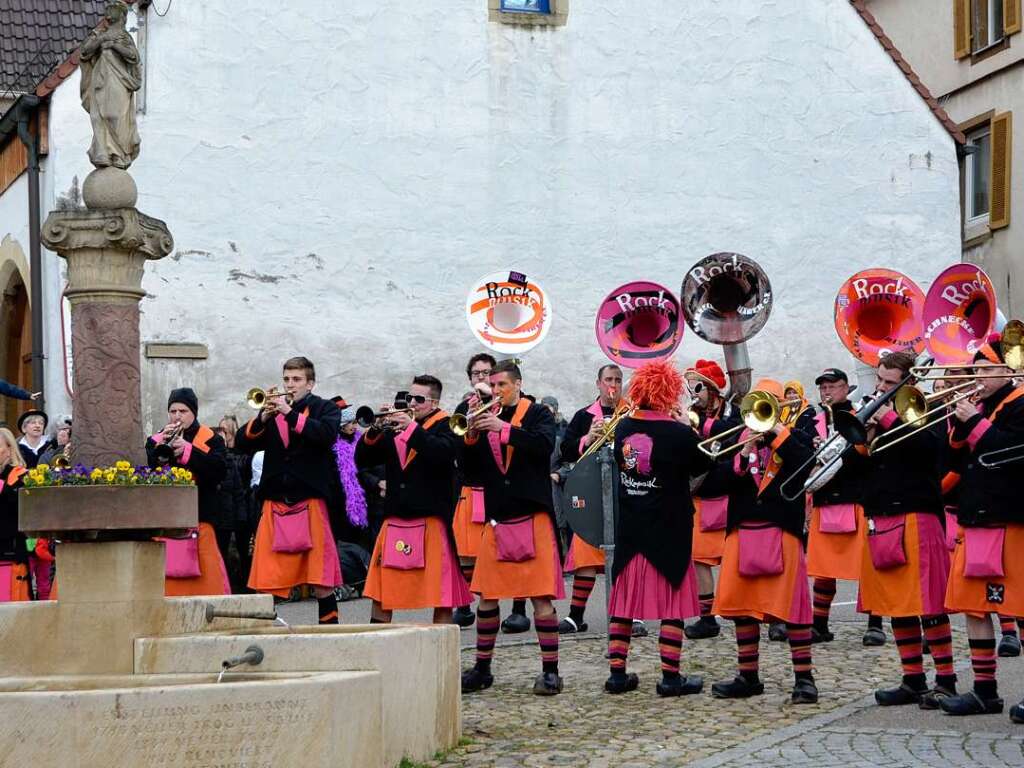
[145,388,229,597]
[459,360,565,696]
[355,375,470,625]
[235,357,344,624]
[556,364,627,636]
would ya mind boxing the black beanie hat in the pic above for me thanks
[168,387,199,416]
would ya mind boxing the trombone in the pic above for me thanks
[246,387,294,409]
[697,391,802,459]
[449,397,499,437]
[578,402,633,461]
[867,381,982,454]
[979,443,1024,468]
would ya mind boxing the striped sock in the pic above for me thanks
[534,612,560,674]
[569,574,596,624]
[891,616,924,680]
[999,615,1018,636]
[921,614,955,678]
[698,592,715,618]
[475,606,500,669]
[735,617,760,682]
[969,637,998,698]
[787,624,813,681]
[317,594,339,624]
[658,619,685,675]
[460,562,475,585]
[812,578,837,626]
[608,616,633,673]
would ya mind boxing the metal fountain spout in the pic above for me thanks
[217,645,264,683]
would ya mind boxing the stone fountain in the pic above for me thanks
[0,6,458,766]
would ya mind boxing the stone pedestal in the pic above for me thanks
[41,206,172,467]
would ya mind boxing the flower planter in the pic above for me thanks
[19,484,197,539]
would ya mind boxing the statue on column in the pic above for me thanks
[79,1,141,170]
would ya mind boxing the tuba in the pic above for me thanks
[680,252,773,403]
[922,263,997,365]
[834,268,925,367]
[465,269,551,355]
[594,281,683,369]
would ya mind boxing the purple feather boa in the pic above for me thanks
[333,433,368,528]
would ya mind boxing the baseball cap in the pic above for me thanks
[814,368,848,385]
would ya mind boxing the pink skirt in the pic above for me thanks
[608,553,700,620]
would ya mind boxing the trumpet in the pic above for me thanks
[867,381,983,454]
[449,397,499,437]
[52,442,72,469]
[246,387,293,409]
[153,422,184,465]
[697,391,802,458]
[356,405,414,430]
[578,402,634,460]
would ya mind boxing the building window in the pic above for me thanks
[500,0,550,13]
[956,0,1021,59]
[489,0,567,26]
[965,126,992,223]
[960,111,1013,238]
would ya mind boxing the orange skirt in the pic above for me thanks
[0,561,31,602]
[945,523,1024,618]
[714,529,812,624]
[806,505,864,581]
[564,535,605,572]
[248,498,342,598]
[470,512,565,600]
[452,485,486,558]
[364,517,472,610]
[692,499,726,566]
[858,512,949,618]
[165,522,230,597]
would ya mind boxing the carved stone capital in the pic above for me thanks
[41,207,173,305]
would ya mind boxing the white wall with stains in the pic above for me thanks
[21,0,962,427]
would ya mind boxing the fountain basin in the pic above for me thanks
[0,671,383,767]
[19,485,197,539]
[135,623,460,767]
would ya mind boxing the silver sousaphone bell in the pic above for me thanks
[681,252,773,403]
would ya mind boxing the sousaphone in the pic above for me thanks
[680,252,773,403]
[834,268,925,366]
[465,269,551,355]
[566,281,682,547]
[922,263,997,364]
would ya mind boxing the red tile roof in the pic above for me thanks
[0,0,109,99]
[850,0,965,143]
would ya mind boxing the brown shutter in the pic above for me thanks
[1006,0,1023,35]
[954,0,971,58]
[990,112,1013,230]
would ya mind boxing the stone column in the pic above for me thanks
[41,172,172,467]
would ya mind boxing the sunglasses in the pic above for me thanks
[405,394,434,405]
[688,382,705,395]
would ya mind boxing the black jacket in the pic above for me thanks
[146,421,227,525]
[355,410,458,521]
[949,383,1024,526]
[218,447,253,528]
[0,466,27,561]
[727,425,815,539]
[19,440,52,469]
[560,401,614,464]
[459,399,555,523]
[613,413,710,586]
[859,412,944,518]
[810,401,867,507]
[694,403,741,499]
[234,393,342,505]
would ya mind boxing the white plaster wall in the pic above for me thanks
[38,0,960,423]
